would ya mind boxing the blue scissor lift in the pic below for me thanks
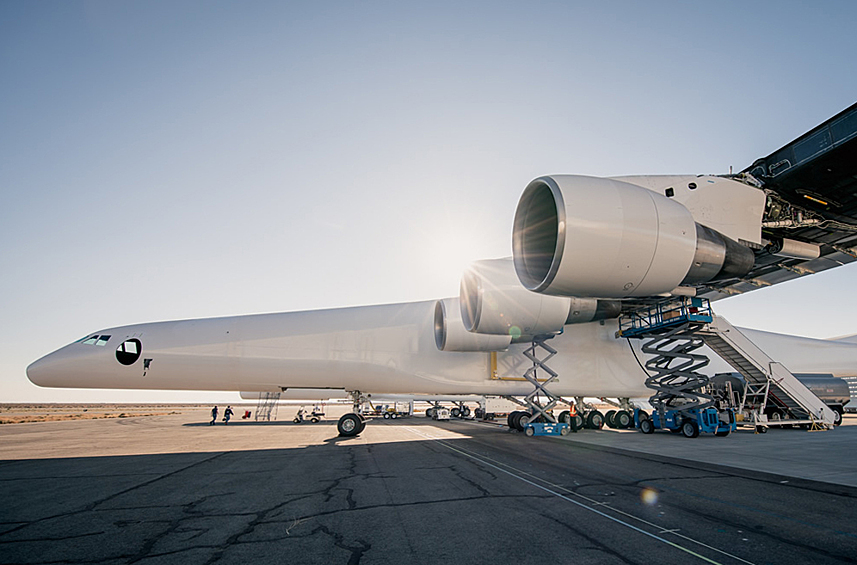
[618,297,736,438]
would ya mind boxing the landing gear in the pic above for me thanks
[585,410,604,429]
[338,391,368,437]
[508,411,532,432]
[614,410,632,429]
[604,410,616,428]
[337,413,365,437]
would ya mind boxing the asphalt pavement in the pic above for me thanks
[1,410,855,564]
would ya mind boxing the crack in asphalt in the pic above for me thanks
[0,452,228,540]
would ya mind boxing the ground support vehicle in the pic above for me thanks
[523,422,570,437]
[635,407,736,438]
[293,408,325,424]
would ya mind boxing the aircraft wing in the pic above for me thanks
[698,101,857,302]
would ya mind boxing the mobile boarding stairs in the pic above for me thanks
[617,298,836,430]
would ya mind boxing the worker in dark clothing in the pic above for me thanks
[210,406,218,425]
[224,405,234,425]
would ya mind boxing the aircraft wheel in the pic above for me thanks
[426,408,434,418]
[524,425,535,437]
[517,412,532,431]
[451,407,461,418]
[586,410,604,430]
[507,411,520,429]
[639,417,654,434]
[614,410,632,429]
[681,420,700,438]
[558,410,570,424]
[571,414,584,431]
[604,410,617,428]
[462,406,471,417]
[338,413,362,437]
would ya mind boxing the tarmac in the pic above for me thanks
[1,407,856,564]
[556,412,857,490]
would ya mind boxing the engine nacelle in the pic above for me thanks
[458,258,569,337]
[434,298,512,351]
[512,175,755,298]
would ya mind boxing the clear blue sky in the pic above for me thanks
[2,1,856,402]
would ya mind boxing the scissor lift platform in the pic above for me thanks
[617,297,713,339]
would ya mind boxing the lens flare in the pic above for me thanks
[640,487,658,505]
[509,326,522,339]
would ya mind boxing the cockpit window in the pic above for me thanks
[79,335,112,346]
[116,339,142,365]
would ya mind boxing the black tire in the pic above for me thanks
[426,408,434,418]
[507,411,520,429]
[571,413,584,431]
[451,407,461,418]
[310,417,320,423]
[558,410,570,425]
[524,426,535,437]
[714,429,730,437]
[833,407,843,426]
[767,410,784,427]
[604,410,617,429]
[383,413,390,419]
[474,408,483,419]
[614,410,632,429]
[640,418,654,434]
[757,425,769,433]
[463,406,471,417]
[586,410,604,430]
[338,413,362,437]
[681,420,699,438]
[516,412,532,431]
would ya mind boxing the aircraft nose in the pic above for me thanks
[27,349,69,387]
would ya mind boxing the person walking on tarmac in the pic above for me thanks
[210,406,218,425]
[223,405,234,425]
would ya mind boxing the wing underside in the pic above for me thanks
[654,102,857,307]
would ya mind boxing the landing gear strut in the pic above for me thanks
[337,391,367,437]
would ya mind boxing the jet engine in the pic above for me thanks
[459,258,620,337]
[512,175,755,298]
[434,298,512,351]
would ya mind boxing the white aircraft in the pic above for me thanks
[27,102,857,436]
